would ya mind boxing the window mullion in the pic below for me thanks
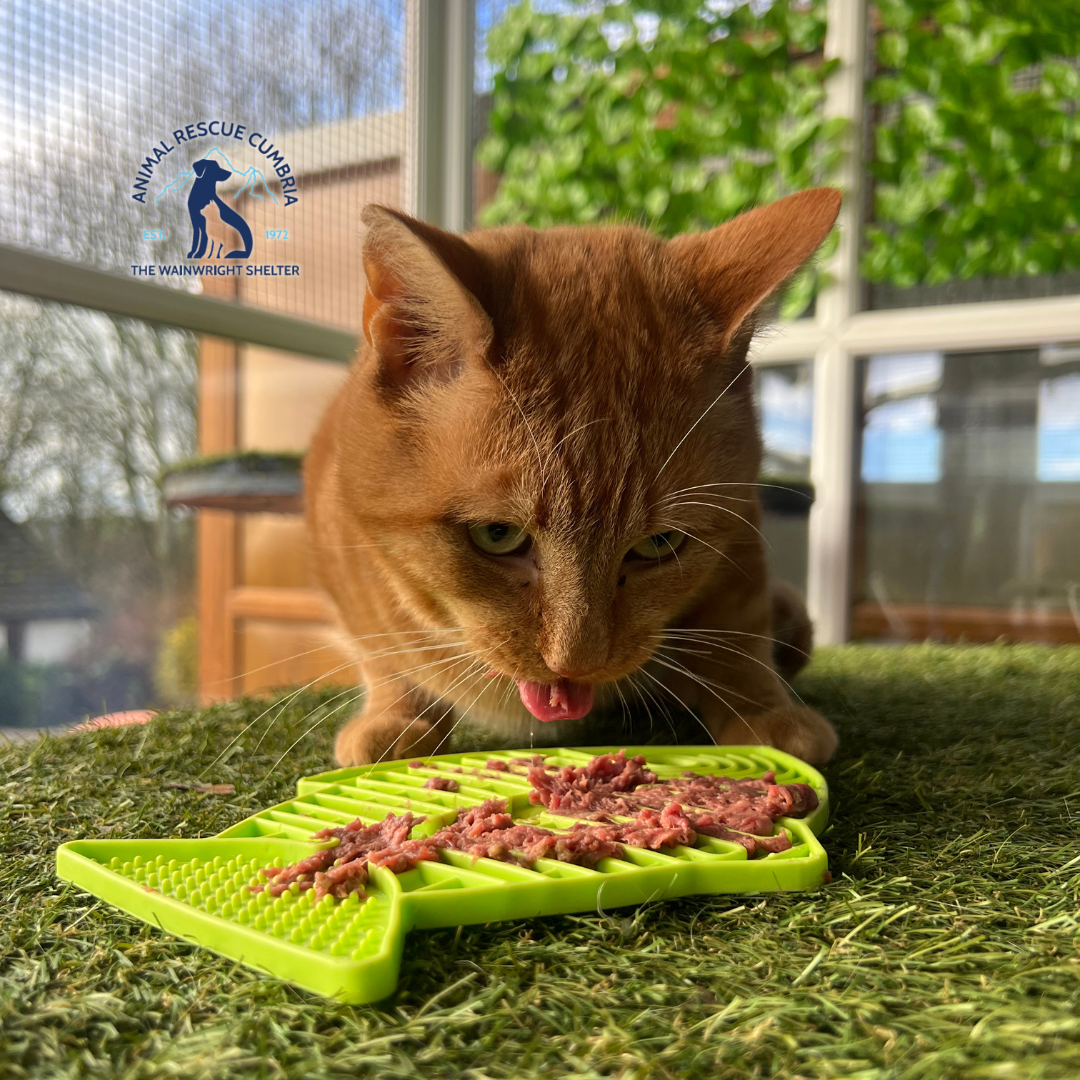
[806,0,867,644]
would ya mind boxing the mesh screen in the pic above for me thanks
[0,0,406,331]
[0,2,406,727]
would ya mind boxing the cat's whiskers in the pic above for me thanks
[268,627,505,776]
[625,668,677,740]
[613,678,635,738]
[206,640,345,692]
[357,639,469,665]
[359,657,490,776]
[254,651,476,785]
[662,626,794,649]
[654,520,723,558]
[545,416,612,467]
[363,650,476,695]
[640,670,680,741]
[243,643,475,781]
[371,657,496,768]
[660,499,772,549]
[266,688,367,779]
[653,519,748,580]
[427,661,507,758]
[200,655,367,779]
[498,673,520,712]
[656,630,806,704]
[644,650,767,743]
[613,679,632,731]
[345,627,476,642]
[360,635,512,774]
[648,646,771,710]
[653,491,754,519]
[636,664,717,745]
[656,630,803,695]
[623,671,656,736]
[248,642,470,760]
[424,635,519,757]
[653,361,750,482]
[662,625,809,669]
[661,480,795,500]
[216,625,465,697]
[650,641,713,659]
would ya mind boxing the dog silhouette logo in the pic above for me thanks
[187,157,254,259]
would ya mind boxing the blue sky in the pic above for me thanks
[859,352,1080,485]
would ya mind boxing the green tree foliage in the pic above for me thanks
[864,0,1080,285]
[478,0,845,316]
[481,1,1080,295]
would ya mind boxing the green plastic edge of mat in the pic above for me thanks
[56,744,830,1004]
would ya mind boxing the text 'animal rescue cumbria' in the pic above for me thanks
[128,120,301,277]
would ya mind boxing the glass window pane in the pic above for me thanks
[864,8,1080,309]
[854,345,1080,643]
[755,361,813,595]
[1,2,406,726]
[474,1,835,319]
[0,0,404,327]
[0,295,196,725]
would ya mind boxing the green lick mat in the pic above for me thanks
[56,745,830,1004]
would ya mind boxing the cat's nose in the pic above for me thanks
[549,664,599,681]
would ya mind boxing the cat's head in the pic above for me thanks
[322,190,839,723]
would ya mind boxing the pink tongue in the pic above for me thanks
[516,678,595,722]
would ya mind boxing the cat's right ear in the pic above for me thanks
[360,206,493,395]
[668,187,842,350]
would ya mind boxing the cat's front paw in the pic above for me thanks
[710,705,837,764]
[334,713,437,766]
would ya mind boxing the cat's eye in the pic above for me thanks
[468,522,531,556]
[627,530,686,561]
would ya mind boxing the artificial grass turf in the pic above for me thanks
[1,645,1079,1080]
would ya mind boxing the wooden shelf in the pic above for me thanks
[853,601,1080,645]
[164,453,303,515]
[227,586,335,624]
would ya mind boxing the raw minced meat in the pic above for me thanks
[252,811,434,900]
[253,751,819,902]
[253,799,621,900]
[561,803,795,858]
[527,749,657,813]
[430,798,621,868]
[528,753,817,840]
[422,776,460,792]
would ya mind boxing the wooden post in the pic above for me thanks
[196,335,239,702]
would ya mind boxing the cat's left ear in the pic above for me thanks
[360,205,493,393]
[668,188,842,349]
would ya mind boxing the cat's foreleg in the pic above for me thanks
[333,674,448,766]
[678,643,837,764]
[704,696,838,765]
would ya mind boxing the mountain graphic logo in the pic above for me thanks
[156,147,279,260]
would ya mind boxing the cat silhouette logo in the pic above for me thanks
[187,157,253,260]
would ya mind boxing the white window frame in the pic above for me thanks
[407,0,476,230]
[751,0,1080,643]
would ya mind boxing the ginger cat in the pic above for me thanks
[306,189,840,767]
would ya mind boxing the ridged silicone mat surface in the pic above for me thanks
[56,745,830,1003]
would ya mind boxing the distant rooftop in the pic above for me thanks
[276,110,404,177]
[0,512,98,623]
[222,110,404,192]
